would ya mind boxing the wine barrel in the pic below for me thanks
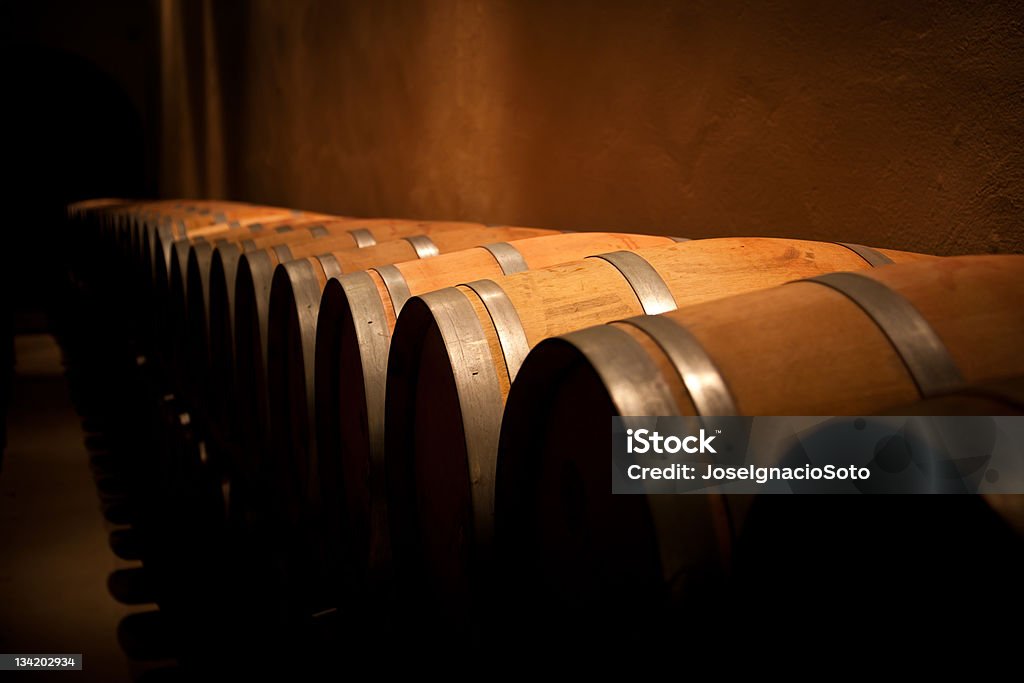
[169,220,351,403]
[205,220,490,352]
[145,202,312,282]
[186,219,488,376]
[180,219,487,437]
[228,227,549,509]
[202,221,492,449]
[227,225,555,615]
[82,198,253,301]
[124,199,247,236]
[151,210,329,292]
[312,231,682,591]
[130,200,272,275]
[169,218,455,489]
[195,218,492,293]
[268,228,565,474]
[170,217,342,296]
[168,217,338,314]
[168,212,430,293]
[382,238,932,615]
[494,254,1024,632]
[87,199,284,290]
[157,217,340,386]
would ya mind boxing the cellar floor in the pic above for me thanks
[0,334,134,681]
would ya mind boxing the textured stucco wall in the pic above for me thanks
[161,0,1024,254]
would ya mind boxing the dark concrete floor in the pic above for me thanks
[0,334,134,681]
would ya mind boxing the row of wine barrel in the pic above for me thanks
[68,197,1024,635]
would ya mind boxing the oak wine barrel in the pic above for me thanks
[173,215,484,307]
[381,237,932,618]
[152,211,333,293]
[186,218,490,403]
[164,217,349,380]
[132,201,281,278]
[228,225,554,529]
[202,221,495,452]
[179,219,496,489]
[87,199,235,273]
[222,224,554,616]
[155,217,341,390]
[312,231,682,592]
[493,254,1024,633]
